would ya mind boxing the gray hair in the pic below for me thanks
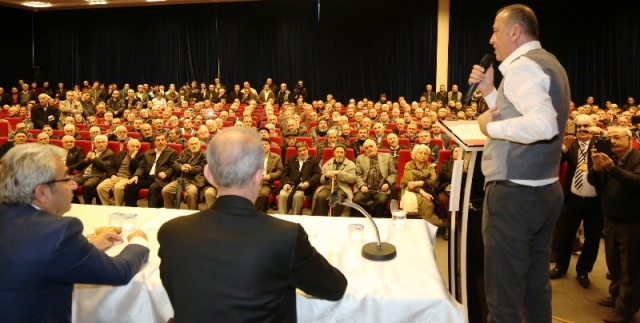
[206,127,263,188]
[411,144,431,160]
[574,114,595,126]
[0,143,66,205]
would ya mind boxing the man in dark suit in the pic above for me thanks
[71,135,115,204]
[255,137,283,212]
[96,139,143,206]
[550,115,603,289]
[31,93,60,130]
[353,139,397,217]
[277,141,322,215]
[162,137,207,210]
[0,143,149,323]
[61,135,85,174]
[124,133,178,208]
[588,126,640,323]
[0,87,11,106]
[157,127,347,322]
[277,83,293,106]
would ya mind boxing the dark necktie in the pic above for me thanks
[572,142,587,191]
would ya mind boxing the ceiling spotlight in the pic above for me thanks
[147,0,167,2]
[86,0,107,4]
[22,1,52,7]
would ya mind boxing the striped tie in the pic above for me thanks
[572,142,587,191]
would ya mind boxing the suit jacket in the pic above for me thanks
[277,90,293,105]
[258,90,276,104]
[66,146,86,174]
[312,157,357,210]
[31,104,60,130]
[421,91,437,103]
[241,91,258,103]
[263,151,283,186]
[587,148,640,223]
[228,90,243,102]
[134,146,179,186]
[106,150,143,178]
[106,98,125,116]
[157,195,347,322]
[172,149,207,188]
[354,152,397,194]
[0,205,149,323]
[77,148,115,178]
[561,139,595,199]
[281,155,322,196]
[0,93,11,106]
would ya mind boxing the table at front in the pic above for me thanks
[68,204,466,323]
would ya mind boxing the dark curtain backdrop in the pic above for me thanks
[449,0,640,107]
[5,0,438,103]
[3,1,638,106]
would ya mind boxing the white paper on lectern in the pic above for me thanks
[443,122,487,142]
[448,160,465,211]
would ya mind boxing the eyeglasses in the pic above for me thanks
[610,135,629,141]
[576,124,591,128]
[42,177,77,190]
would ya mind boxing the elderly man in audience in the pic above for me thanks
[0,143,150,322]
[316,128,340,161]
[61,135,85,175]
[0,129,28,158]
[353,139,396,218]
[31,93,59,130]
[311,143,357,217]
[162,137,207,210]
[96,139,143,206]
[587,126,640,323]
[63,123,83,140]
[196,125,212,145]
[71,134,114,204]
[255,137,283,212]
[278,142,322,215]
[139,123,155,148]
[124,133,178,208]
[152,118,170,138]
[57,90,84,129]
[36,132,50,145]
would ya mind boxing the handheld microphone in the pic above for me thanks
[464,54,494,105]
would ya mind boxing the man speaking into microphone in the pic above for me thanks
[468,4,570,322]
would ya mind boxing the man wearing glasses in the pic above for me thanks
[588,126,640,323]
[0,143,149,322]
[550,114,603,289]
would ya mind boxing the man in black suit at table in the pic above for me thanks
[0,143,149,323]
[157,127,347,322]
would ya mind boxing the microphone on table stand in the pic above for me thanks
[328,191,396,261]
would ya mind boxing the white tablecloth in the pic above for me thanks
[69,204,466,323]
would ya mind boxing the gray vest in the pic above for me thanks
[482,48,570,183]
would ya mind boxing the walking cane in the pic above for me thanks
[328,177,336,217]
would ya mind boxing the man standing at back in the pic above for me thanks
[470,4,570,322]
[157,127,347,322]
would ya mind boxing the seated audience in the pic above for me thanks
[162,137,207,210]
[311,143,357,216]
[96,139,143,206]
